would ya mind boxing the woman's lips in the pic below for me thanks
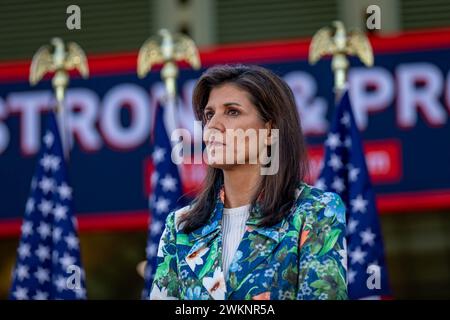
[207,141,225,146]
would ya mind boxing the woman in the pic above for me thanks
[149,64,347,300]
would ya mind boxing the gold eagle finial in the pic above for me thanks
[309,21,373,94]
[29,37,89,158]
[137,29,201,98]
[29,37,89,112]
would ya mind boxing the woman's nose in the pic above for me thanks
[206,113,225,131]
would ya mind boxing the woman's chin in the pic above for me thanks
[206,160,260,171]
[206,161,235,170]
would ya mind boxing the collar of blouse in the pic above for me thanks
[186,181,305,245]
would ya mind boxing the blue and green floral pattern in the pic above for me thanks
[149,182,348,300]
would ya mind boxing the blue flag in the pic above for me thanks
[9,111,87,300]
[142,101,184,299]
[316,91,391,299]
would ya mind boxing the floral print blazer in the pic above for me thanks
[149,182,348,300]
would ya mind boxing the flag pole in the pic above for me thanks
[137,27,202,197]
[137,28,201,150]
[136,29,201,294]
[29,37,89,160]
[309,22,392,299]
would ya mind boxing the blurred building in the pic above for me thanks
[2,0,450,60]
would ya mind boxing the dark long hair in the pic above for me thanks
[178,64,309,233]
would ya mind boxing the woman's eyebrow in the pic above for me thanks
[223,102,242,107]
[204,102,242,109]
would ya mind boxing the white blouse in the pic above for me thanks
[221,203,251,281]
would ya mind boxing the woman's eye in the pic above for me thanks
[228,109,240,116]
[204,111,213,120]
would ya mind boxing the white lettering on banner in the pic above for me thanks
[367,151,391,175]
[349,68,394,130]
[0,97,9,154]
[150,82,182,136]
[163,79,204,165]
[0,65,449,156]
[66,89,102,152]
[284,71,328,135]
[397,63,447,128]
[100,84,151,151]
[180,79,202,143]
[7,91,53,155]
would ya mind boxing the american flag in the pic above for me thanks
[142,100,184,299]
[9,111,87,300]
[315,91,391,299]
